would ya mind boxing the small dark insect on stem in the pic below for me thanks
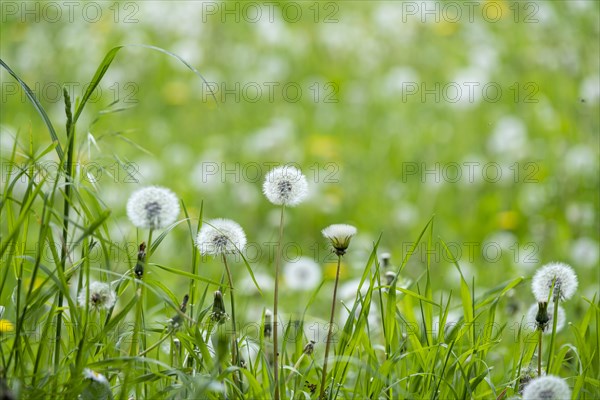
[135,242,147,278]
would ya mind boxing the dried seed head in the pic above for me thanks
[264,309,273,338]
[322,224,357,256]
[210,291,228,325]
[303,340,316,355]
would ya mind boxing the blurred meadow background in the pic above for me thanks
[1,0,599,398]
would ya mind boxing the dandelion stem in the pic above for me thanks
[142,229,153,353]
[130,231,152,398]
[545,299,560,373]
[222,254,243,395]
[320,254,342,400]
[273,205,285,400]
[538,329,542,377]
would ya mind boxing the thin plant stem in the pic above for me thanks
[222,253,243,395]
[320,254,342,400]
[54,88,75,384]
[538,329,542,377]
[545,299,560,373]
[143,229,153,352]
[273,205,285,400]
[130,230,152,398]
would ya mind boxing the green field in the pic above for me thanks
[1,1,599,399]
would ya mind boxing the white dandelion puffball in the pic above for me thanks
[126,186,180,230]
[522,375,571,400]
[83,368,110,386]
[196,218,247,256]
[284,256,322,290]
[82,368,112,400]
[77,281,116,310]
[525,302,566,334]
[262,165,308,206]
[322,224,357,255]
[531,262,578,302]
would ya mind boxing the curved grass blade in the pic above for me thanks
[73,44,218,126]
[0,59,64,159]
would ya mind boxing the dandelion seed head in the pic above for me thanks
[81,368,112,400]
[384,271,397,286]
[262,166,308,206]
[284,256,322,291]
[196,218,247,256]
[77,281,116,311]
[303,340,316,355]
[210,290,229,324]
[238,339,260,368]
[380,252,392,268]
[322,224,357,256]
[126,186,180,230]
[525,302,566,334]
[531,262,578,302]
[161,338,181,355]
[522,375,571,400]
[264,309,273,338]
[83,368,109,386]
[518,365,546,394]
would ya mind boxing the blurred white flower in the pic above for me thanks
[338,299,379,331]
[322,224,357,256]
[235,182,260,206]
[570,237,600,268]
[564,145,598,177]
[518,185,549,213]
[531,262,578,302]
[379,252,392,268]
[77,282,116,311]
[525,302,566,334]
[239,271,273,294]
[238,339,260,368]
[484,231,518,251]
[579,74,600,103]
[196,219,247,256]
[381,67,419,97]
[83,368,109,385]
[432,311,461,338]
[393,202,419,227]
[135,157,164,182]
[81,368,112,400]
[262,165,308,206]
[245,119,294,154]
[126,186,180,230]
[0,126,16,155]
[487,116,528,159]
[161,338,181,355]
[566,202,595,227]
[339,278,367,301]
[284,256,322,291]
[522,375,571,400]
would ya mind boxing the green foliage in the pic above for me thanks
[1,2,599,399]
